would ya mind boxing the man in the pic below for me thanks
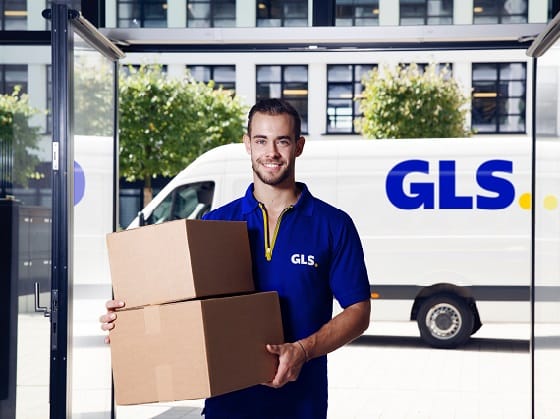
[101,98,371,418]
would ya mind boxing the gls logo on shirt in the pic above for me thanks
[291,253,317,267]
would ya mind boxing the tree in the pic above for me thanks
[0,87,42,198]
[357,63,472,139]
[119,65,247,203]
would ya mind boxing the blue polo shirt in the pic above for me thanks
[202,182,370,419]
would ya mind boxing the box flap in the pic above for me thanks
[186,220,254,296]
[202,292,284,396]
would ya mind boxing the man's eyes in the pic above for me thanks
[254,139,291,146]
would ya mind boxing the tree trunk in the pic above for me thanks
[143,175,153,205]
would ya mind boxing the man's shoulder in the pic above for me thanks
[203,197,246,221]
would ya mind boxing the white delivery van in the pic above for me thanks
[128,137,559,348]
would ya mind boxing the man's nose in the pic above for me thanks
[265,141,280,156]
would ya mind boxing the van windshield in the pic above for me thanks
[148,181,215,225]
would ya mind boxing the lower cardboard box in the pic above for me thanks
[110,291,284,405]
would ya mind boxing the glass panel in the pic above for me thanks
[284,66,307,82]
[71,34,116,416]
[257,65,281,82]
[328,65,352,82]
[0,48,51,418]
[534,36,560,417]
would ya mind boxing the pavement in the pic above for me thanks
[16,314,560,419]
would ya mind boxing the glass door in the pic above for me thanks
[532,13,560,419]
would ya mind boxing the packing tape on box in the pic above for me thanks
[143,305,161,335]
[155,364,174,400]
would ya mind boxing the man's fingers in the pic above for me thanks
[105,300,125,310]
[99,312,117,324]
[266,344,281,355]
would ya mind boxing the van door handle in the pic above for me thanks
[34,282,51,317]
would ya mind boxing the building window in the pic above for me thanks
[0,0,27,30]
[117,0,167,28]
[256,65,308,133]
[186,65,236,92]
[336,0,379,26]
[327,64,376,134]
[400,0,453,25]
[257,0,308,27]
[187,0,236,27]
[472,63,526,134]
[473,0,528,24]
[0,64,28,95]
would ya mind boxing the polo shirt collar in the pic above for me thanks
[241,182,314,216]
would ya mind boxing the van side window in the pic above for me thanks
[147,181,215,225]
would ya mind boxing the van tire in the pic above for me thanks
[417,294,474,349]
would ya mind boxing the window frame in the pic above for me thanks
[256,0,309,27]
[326,63,377,134]
[187,0,236,28]
[255,64,309,134]
[473,0,528,24]
[116,0,168,28]
[186,64,236,92]
[471,62,527,134]
[335,0,380,27]
[399,0,454,26]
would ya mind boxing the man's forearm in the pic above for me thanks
[298,300,371,361]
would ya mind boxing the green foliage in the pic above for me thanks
[118,65,247,192]
[74,57,114,136]
[357,63,472,139]
[0,87,42,193]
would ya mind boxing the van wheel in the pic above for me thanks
[417,294,474,349]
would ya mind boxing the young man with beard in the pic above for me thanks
[101,98,371,418]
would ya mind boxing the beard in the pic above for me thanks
[252,159,291,186]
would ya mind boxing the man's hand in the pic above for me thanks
[99,299,125,344]
[263,341,308,388]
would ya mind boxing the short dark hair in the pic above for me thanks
[247,98,302,139]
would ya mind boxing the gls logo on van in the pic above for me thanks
[291,254,317,267]
[386,159,515,210]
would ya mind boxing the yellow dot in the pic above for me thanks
[519,192,531,210]
[544,195,558,210]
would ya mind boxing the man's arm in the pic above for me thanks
[265,299,371,388]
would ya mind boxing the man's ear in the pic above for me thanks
[295,136,305,157]
[243,134,251,154]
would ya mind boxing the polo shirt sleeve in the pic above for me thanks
[329,210,371,308]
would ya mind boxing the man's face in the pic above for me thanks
[244,112,304,187]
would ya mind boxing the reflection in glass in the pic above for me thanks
[256,65,308,133]
[257,0,308,27]
[327,64,375,133]
[473,0,528,24]
[400,0,453,26]
[336,0,379,26]
[471,62,526,134]
[187,0,236,28]
[0,48,51,419]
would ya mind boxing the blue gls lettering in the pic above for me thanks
[439,160,472,209]
[385,160,434,209]
[386,159,515,210]
[476,160,515,209]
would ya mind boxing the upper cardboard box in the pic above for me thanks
[106,219,254,308]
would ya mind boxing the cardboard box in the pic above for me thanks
[106,219,254,308]
[110,291,284,405]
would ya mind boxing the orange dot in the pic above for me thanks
[519,192,531,210]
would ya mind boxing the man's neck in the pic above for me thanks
[253,181,300,212]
